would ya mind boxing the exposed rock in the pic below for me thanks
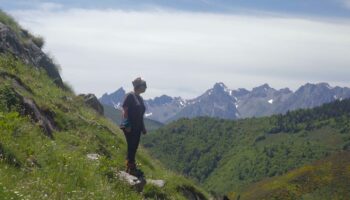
[117,171,207,199]
[147,179,166,188]
[117,171,167,193]
[0,22,63,87]
[117,171,147,193]
[0,72,57,138]
[0,71,33,93]
[21,97,57,138]
[79,93,104,115]
[86,153,100,161]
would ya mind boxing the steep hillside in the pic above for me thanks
[0,10,63,87]
[142,98,350,195]
[0,11,209,200]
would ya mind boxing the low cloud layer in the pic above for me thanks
[9,6,350,99]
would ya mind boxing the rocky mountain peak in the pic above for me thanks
[147,95,174,106]
[232,88,250,97]
[250,83,275,98]
[100,81,350,123]
[297,83,332,94]
[101,87,125,98]
[99,87,126,108]
[112,87,126,96]
[211,82,231,95]
[317,82,332,89]
[278,88,292,94]
[252,83,272,92]
[213,82,227,90]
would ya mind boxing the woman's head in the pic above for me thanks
[132,77,147,93]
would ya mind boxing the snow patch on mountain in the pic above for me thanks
[145,112,153,117]
[113,101,121,110]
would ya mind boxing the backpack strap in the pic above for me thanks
[131,92,141,106]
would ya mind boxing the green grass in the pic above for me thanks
[0,55,210,200]
[0,9,44,48]
[234,151,350,200]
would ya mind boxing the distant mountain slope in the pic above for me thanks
[166,83,240,122]
[101,82,350,123]
[142,98,350,195]
[99,87,126,109]
[100,88,187,123]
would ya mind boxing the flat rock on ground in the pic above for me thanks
[117,171,166,193]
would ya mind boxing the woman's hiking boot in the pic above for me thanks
[126,160,144,178]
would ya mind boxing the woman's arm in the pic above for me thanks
[141,119,147,135]
[121,93,133,132]
[122,106,128,119]
[120,106,131,132]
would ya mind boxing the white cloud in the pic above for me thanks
[9,7,350,99]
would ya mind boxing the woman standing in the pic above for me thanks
[120,77,147,177]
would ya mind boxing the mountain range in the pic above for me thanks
[99,82,350,123]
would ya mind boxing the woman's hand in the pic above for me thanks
[120,118,131,133]
[142,128,147,135]
[125,127,132,133]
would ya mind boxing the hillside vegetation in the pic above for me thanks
[0,10,44,48]
[143,98,350,196]
[232,151,350,200]
[0,10,209,200]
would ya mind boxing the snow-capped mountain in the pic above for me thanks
[99,82,350,124]
[275,83,350,114]
[99,88,187,122]
[99,87,126,110]
[166,82,240,122]
[143,95,187,122]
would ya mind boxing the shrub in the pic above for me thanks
[32,35,45,48]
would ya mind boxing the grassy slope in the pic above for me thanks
[0,10,44,48]
[0,56,209,199]
[142,102,350,195]
[0,10,210,199]
[231,151,350,200]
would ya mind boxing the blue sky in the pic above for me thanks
[2,0,350,17]
[1,1,350,99]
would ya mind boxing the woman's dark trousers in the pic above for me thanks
[123,129,141,164]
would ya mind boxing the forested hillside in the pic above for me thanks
[233,151,350,200]
[143,98,350,196]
